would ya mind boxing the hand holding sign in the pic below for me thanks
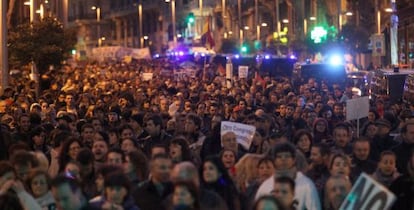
[221,121,256,150]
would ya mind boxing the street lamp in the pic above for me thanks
[24,0,38,23]
[165,0,176,46]
[91,6,101,47]
[137,1,144,48]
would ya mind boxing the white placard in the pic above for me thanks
[346,96,369,120]
[221,121,256,150]
[226,62,233,79]
[238,66,249,79]
[142,73,153,81]
[340,173,396,210]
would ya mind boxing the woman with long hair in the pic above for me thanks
[171,181,201,210]
[25,169,55,210]
[201,155,242,210]
[58,137,83,173]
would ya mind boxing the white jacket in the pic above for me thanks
[255,171,321,210]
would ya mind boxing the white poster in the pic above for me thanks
[346,96,369,120]
[142,73,153,81]
[371,34,385,57]
[238,66,249,79]
[221,121,256,150]
[340,173,396,210]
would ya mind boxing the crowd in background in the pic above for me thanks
[1,58,414,210]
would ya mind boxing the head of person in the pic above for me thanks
[267,142,296,171]
[106,148,125,166]
[353,137,371,161]
[329,153,351,177]
[253,195,284,210]
[185,113,202,135]
[119,124,136,140]
[362,122,378,139]
[234,154,263,189]
[124,150,148,181]
[333,124,351,148]
[401,121,414,144]
[80,123,95,143]
[310,143,331,166]
[332,103,344,117]
[94,164,123,194]
[257,157,275,182]
[378,151,397,176]
[10,151,38,180]
[170,161,200,188]
[0,161,17,186]
[293,129,313,154]
[271,176,295,210]
[169,137,192,163]
[144,114,163,137]
[202,155,233,185]
[313,118,329,134]
[150,144,168,158]
[26,169,51,198]
[324,175,352,210]
[51,175,85,210]
[375,119,392,137]
[103,172,131,205]
[60,138,83,167]
[92,131,109,162]
[150,153,172,184]
[172,181,200,209]
[76,148,95,178]
[120,138,139,155]
[220,149,237,169]
[29,126,46,147]
[221,131,238,152]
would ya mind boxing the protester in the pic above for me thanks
[25,169,56,210]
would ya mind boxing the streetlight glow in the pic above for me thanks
[345,11,353,16]
[282,19,289,23]
[384,8,393,13]
[309,16,316,21]
[261,23,268,27]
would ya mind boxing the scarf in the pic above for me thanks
[372,169,400,187]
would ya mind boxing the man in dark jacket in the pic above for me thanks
[132,154,173,210]
[392,121,414,174]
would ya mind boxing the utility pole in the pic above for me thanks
[0,0,8,94]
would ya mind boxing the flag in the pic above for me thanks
[201,16,215,49]
[217,64,225,76]
[255,72,266,89]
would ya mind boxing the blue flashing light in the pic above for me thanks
[234,54,240,59]
[328,54,343,66]
[201,53,206,57]
[289,55,297,60]
[264,55,270,59]
[178,51,184,56]
[154,54,160,58]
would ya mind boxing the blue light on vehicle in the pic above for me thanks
[289,54,297,60]
[234,54,240,59]
[328,54,343,66]
[264,55,270,59]
[154,54,160,58]
[178,51,184,56]
[201,53,205,57]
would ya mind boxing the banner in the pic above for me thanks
[371,34,385,57]
[238,66,249,79]
[340,173,396,210]
[346,96,369,121]
[91,46,151,61]
[221,121,256,150]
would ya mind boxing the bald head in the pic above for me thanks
[170,161,199,187]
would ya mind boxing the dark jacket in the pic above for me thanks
[132,180,173,210]
[90,195,140,210]
[392,141,414,175]
[390,174,414,210]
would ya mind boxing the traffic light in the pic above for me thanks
[240,44,248,53]
[311,26,327,44]
[187,13,195,24]
[409,52,413,59]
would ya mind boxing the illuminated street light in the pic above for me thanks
[345,11,353,16]
[384,8,393,13]
[309,16,316,21]
[91,6,101,47]
[261,23,268,27]
[282,19,289,23]
[244,26,249,30]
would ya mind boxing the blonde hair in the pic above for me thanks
[234,153,264,192]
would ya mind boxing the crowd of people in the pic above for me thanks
[0,58,414,210]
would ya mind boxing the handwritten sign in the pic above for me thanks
[142,73,153,81]
[340,173,396,210]
[238,66,249,79]
[346,96,369,120]
[221,121,256,150]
